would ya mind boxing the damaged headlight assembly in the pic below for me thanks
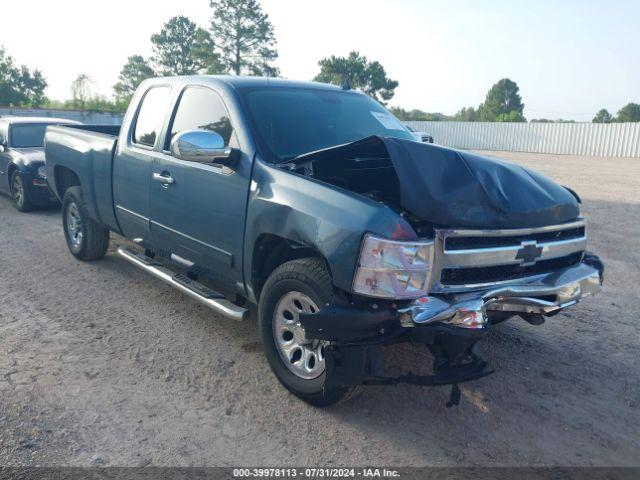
[353,234,434,299]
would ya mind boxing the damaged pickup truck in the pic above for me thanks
[44,76,603,406]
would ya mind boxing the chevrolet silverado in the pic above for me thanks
[44,76,603,406]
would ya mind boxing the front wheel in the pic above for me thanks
[258,258,353,407]
[62,186,110,261]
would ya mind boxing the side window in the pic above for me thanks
[166,87,234,150]
[0,126,7,146]
[133,86,172,147]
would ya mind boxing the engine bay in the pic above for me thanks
[281,135,581,232]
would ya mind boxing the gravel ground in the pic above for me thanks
[0,151,639,467]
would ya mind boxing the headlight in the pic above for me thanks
[353,234,434,299]
[37,166,47,179]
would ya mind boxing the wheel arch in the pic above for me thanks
[250,233,332,303]
[7,161,30,191]
[53,166,81,200]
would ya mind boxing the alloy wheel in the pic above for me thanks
[66,202,83,248]
[12,174,24,207]
[273,291,327,380]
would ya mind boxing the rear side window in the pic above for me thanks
[166,87,234,149]
[133,86,171,147]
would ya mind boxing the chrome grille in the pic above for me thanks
[440,252,584,286]
[444,226,585,251]
[430,219,587,292]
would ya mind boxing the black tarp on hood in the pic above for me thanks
[286,136,580,229]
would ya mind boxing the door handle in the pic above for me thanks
[152,172,175,186]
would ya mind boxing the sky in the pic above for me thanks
[1,0,638,121]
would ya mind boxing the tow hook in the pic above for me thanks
[447,383,461,408]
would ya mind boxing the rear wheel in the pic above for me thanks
[259,258,353,407]
[62,186,110,261]
[11,170,34,212]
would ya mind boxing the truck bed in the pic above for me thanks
[45,124,122,233]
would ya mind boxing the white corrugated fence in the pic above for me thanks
[2,108,639,157]
[0,107,123,125]
[406,121,640,157]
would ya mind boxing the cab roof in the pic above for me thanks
[145,75,345,92]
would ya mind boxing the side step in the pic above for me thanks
[117,247,248,321]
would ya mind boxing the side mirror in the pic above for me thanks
[0,145,5,153]
[170,129,236,166]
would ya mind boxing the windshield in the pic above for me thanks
[241,87,415,162]
[10,124,50,148]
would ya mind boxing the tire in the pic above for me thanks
[258,258,353,407]
[11,170,35,212]
[62,186,110,261]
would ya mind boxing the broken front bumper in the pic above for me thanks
[399,255,603,329]
[300,255,603,399]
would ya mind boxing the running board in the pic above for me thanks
[117,247,248,321]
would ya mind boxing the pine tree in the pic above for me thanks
[209,0,279,76]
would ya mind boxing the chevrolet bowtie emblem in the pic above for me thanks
[515,241,543,266]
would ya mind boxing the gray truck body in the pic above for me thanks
[44,76,603,402]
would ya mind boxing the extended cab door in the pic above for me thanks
[149,86,252,291]
[112,85,173,243]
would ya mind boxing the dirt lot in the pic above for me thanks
[0,151,639,467]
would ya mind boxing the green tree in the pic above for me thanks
[530,118,554,123]
[314,51,398,103]
[615,103,640,122]
[152,16,221,75]
[16,66,47,107]
[83,96,120,112]
[388,107,408,119]
[0,46,47,107]
[478,78,525,122]
[496,110,526,122]
[454,106,478,121]
[210,0,278,76]
[531,118,575,123]
[192,28,221,74]
[390,107,450,121]
[69,73,93,110]
[65,74,118,112]
[592,109,613,123]
[113,55,155,106]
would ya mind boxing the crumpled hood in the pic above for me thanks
[287,135,580,229]
[12,147,45,166]
[382,137,580,229]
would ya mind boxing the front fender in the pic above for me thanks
[8,148,44,172]
[244,159,416,300]
[7,151,43,181]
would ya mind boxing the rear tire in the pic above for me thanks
[11,170,35,212]
[62,186,110,261]
[258,258,353,407]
